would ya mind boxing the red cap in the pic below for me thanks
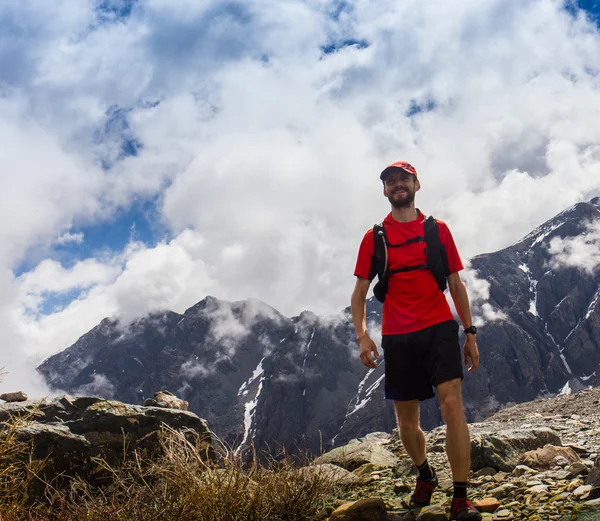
[380,161,418,180]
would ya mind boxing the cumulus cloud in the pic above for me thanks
[2,0,600,395]
[458,267,507,327]
[547,220,600,273]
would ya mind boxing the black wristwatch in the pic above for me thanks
[464,325,477,335]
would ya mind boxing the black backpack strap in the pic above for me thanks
[370,223,389,302]
[424,216,450,292]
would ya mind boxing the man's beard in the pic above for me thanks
[388,189,415,208]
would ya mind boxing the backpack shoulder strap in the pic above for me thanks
[424,216,450,291]
[369,223,387,282]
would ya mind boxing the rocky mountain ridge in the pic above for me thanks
[36,198,600,456]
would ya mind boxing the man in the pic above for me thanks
[351,161,481,521]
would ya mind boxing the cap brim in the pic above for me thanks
[379,166,415,180]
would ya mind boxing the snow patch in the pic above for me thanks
[581,372,596,381]
[559,381,572,395]
[560,354,572,375]
[238,357,266,449]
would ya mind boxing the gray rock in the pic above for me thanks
[0,395,215,494]
[315,440,400,471]
[0,391,28,402]
[471,427,562,472]
[585,455,600,487]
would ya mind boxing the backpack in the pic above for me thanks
[369,215,450,303]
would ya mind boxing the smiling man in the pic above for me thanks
[351,161,481,521]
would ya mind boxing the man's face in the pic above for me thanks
[382,170,419,208]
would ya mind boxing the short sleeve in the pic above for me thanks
[354,229,375,280]
[436,220,464,274]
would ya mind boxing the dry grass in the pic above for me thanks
[0,419,340,521]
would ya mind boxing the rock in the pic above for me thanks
[569,462,588,477]
[394,481,412,494]
[415,503,448,520]
[488,483,518,499]
[473,497,501,513]
[315,440,400,471]
[0,391,28,402]
[471,428,562,472]
[573,485,593,498]
[585,455,600,487]
[511,464,534,477]
[519,445,580,470]
[329,498,387,521]
[0,395,214,494]
[569,497,600,520]
[354,463,381,477]
[145,390,188,411]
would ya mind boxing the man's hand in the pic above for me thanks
[464,335,480,372]
[358,334,381,369]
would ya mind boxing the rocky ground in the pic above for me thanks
[319,387,600,521]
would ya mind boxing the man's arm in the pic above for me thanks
[447,272,480,372]
[351,277,380,368]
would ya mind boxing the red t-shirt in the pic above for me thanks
[354,211,464,335]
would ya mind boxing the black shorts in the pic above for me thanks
[382,319,463,402]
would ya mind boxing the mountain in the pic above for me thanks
[37,198,600,455]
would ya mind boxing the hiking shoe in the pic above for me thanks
[408,471,438,508]
[450,497,482,521]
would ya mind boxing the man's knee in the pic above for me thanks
[438,379,464,417]
[394,400,420,431]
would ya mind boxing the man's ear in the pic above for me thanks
[415,179,421,192]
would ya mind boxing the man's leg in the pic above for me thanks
[436,378,470,481]
[394,399,438,508]
[393,399,425,465]
[437,378,481,520]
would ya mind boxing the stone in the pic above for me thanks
[473,497,501,513]
[585,455,600,487]
[512,464,534,477]
[569,497,600,520]
[415,503,448,520]
[354,463,380,477]
[394,481,412,494]
[573,485,593,498]
[146,390,188,411]
[316,440,400,471]
[471,428,562,472]
[569,462,588,477]
[519,445,580,471]
[0,391,28,402]
[488,483,518,498]
[329,498,387,521]
[0,395,214,495]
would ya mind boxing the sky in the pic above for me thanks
[2,0,600,396]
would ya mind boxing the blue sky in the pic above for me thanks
[2,0,600,394]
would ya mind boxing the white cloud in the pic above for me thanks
[547,220,600,273]
[2,0,600,396]
[458,267,507,327]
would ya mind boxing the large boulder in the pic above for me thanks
[314,438,399,471]
[0,395,215,491]
[470,427,562,472]
[519,444,580,470]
